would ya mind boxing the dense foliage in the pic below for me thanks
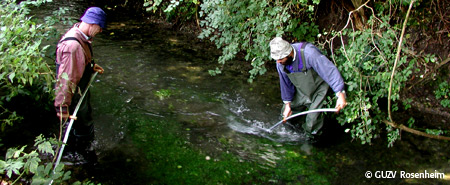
[0,0,77,183]
[1,0,50,130]
[198,0,320,82]
[0,0,72,130]
[0,135,71,184]
[143,0,320,82]
[329,8,417,145]
[323,0,449,146]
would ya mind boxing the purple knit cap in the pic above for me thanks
[80,7,107,29]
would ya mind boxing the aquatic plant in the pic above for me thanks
[154,89,173,100]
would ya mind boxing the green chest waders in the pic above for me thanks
[282,43,329,135]
[70,63,94,136]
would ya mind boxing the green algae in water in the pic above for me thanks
[128,112,336,184]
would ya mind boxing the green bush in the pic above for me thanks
[0,135,71,184]
[0,0,77,183]
[144,0,200,23]
[0,0,56,129]
[198,0,320,82]
[0,0,71,128]
[326,2,418,145]
[434,81,450,108]
[141,0,321,82]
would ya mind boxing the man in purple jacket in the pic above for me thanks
[54,7,106,163]
[270,37,347,139]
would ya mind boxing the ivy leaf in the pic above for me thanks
[0,160,6,169]
[44,163,52,175]
[6,146,26,159]
[37,141,54,155]
[25,154,41,174]
[8,72,15,83]
[6,160,25,178]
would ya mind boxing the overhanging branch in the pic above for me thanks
[383,120,450,141]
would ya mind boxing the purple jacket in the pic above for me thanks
[276,42,345,102]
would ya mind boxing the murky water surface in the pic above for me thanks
[90,21,304,158]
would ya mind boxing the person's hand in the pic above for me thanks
[56,106,70,122]
[57,111,70,119]
[56,106,77,120]
[335,92,347,113]
[93,64,104,74]
[283,103,292,122]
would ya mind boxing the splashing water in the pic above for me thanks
[220,93,310,143]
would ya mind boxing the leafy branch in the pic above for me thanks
[384,0,450,141]
[319,0,450,145]
[0,135,71,184]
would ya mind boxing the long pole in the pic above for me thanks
[268,108,338,131]
[53,72,98,171]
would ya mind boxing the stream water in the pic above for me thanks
[24,1,450,184]
[88,20,450,185]
[89,19,310,169]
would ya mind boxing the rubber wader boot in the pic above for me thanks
[72,124,98,164]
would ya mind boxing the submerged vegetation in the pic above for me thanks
[130,114,336,184]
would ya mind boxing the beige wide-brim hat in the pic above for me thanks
[269,37,292,60]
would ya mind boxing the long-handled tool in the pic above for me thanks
[267,108,338,131]
[53,72,98,171]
